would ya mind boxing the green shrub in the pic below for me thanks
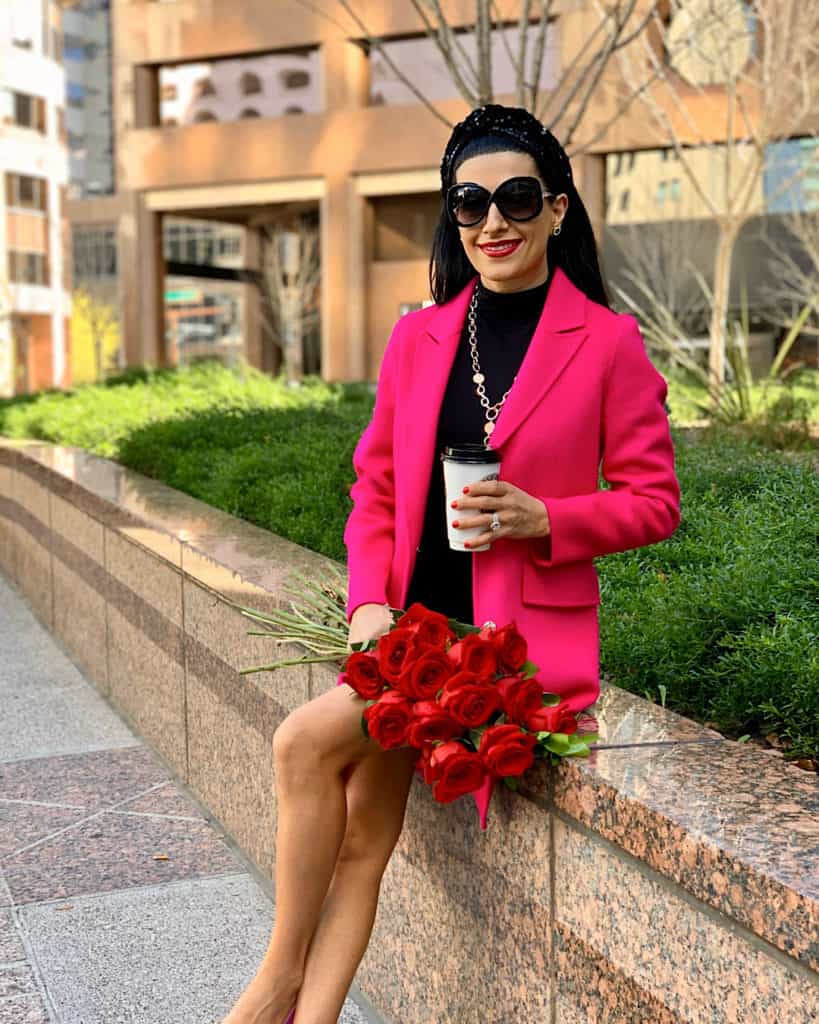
[2,364,816,759]
[599,430,818,759]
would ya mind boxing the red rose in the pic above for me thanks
[478,723,538,778]
[490,623,528,673]
[438,672,502,727]
[447,633,498,681]
[363,691,414,749]
[496,675,545,724]
[375,627,416,684]
[341,652,386,700]
[525,702,579,735]
[396,603,455,650]
[395,602,432,627]
[426,740,487,803]
[405,701,462,747]
[418,743,437,785]
[395,647,453,700]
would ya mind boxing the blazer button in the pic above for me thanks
[416,545,422,553]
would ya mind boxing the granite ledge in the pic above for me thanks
[0,441,337,596]
[3,440,816,980]
[529,741,819,972]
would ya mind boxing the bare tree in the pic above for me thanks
[614,0,819,394]
[259,216,321,385]
[72,288,119,383]
[307,0,664,152]
[760,210,819,366]
[606,216,712,340]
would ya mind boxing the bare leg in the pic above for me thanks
[291,741,420,1023]
[221,684,385,1024]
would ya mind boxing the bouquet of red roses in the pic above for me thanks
[340,602,598,806]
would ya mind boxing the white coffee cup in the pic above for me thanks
[441,444,501,552]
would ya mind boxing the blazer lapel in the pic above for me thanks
[400,278,477,553]
[487,266,589,451]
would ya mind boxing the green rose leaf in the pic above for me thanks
[543,732,572,754]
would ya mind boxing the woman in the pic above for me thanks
[223,104,680,1024]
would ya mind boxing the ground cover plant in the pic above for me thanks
[1,362,816,762]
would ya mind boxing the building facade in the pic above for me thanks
[0,0,70,396]
[67,0,817,383]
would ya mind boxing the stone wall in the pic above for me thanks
[1,439,816,1023]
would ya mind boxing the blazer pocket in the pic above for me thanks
[521,557,601,607]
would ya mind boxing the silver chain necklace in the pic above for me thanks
[467,287,516,447]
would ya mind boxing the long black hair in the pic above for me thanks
[430,117,609,309]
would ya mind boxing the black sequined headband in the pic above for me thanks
[440,104,573,193]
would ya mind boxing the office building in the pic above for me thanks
[0,0,70,396]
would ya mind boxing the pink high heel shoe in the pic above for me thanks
[284,994,298,1023]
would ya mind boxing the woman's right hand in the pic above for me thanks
[348,602,393,650]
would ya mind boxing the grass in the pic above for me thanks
[1,361,816,761]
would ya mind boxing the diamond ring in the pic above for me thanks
[490,511,501,531]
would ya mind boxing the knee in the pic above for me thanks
[272,712,322,781]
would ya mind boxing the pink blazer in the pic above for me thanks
[340,267,681,829]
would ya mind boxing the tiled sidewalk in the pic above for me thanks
[0,574,373,1024]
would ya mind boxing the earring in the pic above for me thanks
[553,223,562,237]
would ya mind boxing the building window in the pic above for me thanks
[67,81,86,109]
[8,251,49,286]
[613,153,623,177]
[218,235,241,257]
[284,105,304,115]
[63,32,85,61]
[655,180,668,205]
[193,110,217,123]
[6,173,47,212]
[239,108,261,118]
[240,71,262,95]
[12,93,46,133]
[619,189,630,213]
[195,77,216,98]
[670,178,681,202]
[281,69,310,89]
[72,225,117,282]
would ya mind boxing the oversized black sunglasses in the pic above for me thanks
[446,175,556,227]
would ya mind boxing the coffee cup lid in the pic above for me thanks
[441,443,500,464]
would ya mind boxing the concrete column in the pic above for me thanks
[572,153,607,248]
[321,176,368,381]
[119,194,165,367]
[323,37,369,111]
[322,20,368,384]
[132,65,159,129]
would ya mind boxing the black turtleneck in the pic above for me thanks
[404,268,554,624]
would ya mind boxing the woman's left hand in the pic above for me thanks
[450,479,550,549]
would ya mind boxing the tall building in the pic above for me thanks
[0,0,70,396]
[62,0,115,199]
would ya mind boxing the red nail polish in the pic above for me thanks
[452,520,459,527]
[463,486,470,493]
[464,541,471,548]
[450,500,458,508]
